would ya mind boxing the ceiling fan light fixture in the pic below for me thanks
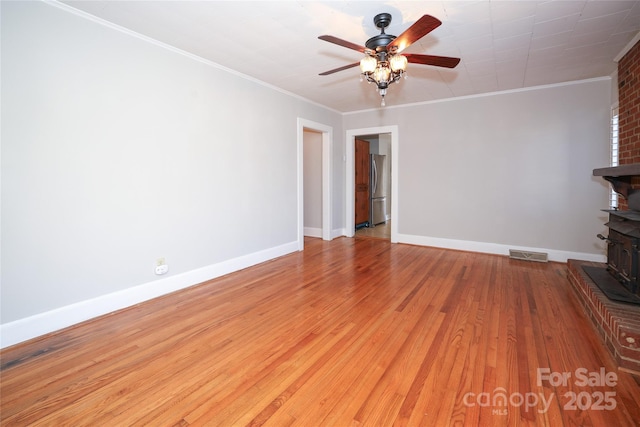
[374,64,391,83]
[390,54,408,72]
[360,55,377,74]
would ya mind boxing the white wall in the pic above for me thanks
[344,79,612,261]
[1,1,342,346]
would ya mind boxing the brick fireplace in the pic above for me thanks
[567,38,640,374]
[617,37,640,168]
[567,261,640,373]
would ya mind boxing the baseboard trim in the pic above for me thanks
[0,241,299,349]
[303,228,345,240]
[303,227,322,238]
[333,228,347,239]
[395,233,606,263]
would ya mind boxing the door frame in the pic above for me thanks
[346,125,398,242]
[297,118,333,250]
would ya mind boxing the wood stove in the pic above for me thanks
[596,210,640,301]
[589,165,640,305]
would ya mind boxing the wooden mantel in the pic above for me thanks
[593,164,640,177]
[593,164,640,208]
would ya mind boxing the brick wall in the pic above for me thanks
[619,39,640,165]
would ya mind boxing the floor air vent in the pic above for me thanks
[509,249,548,263]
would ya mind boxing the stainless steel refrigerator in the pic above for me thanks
[369,154,387,226]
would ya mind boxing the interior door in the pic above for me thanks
[355,138,370,227]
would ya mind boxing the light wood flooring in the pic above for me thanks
[356,221,391,239]
[2,237,640,426]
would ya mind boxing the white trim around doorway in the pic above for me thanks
[297,118,333,250]
[345,126,399,243]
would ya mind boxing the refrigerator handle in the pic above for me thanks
[372,157,378,195]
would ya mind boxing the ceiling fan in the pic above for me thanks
[318,13,460,106]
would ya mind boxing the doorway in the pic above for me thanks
[346,125,398,243]
[354,134,392,239]
[297,118,332,250]
[303,129,324,238]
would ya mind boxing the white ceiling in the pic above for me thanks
[61,1,640,113]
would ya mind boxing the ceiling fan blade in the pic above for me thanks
[318,35,368,53]
[387,15,442,53]
[405,53,460,68]
[319,62,360,76]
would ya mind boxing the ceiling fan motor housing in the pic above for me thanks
[366,13,396,52]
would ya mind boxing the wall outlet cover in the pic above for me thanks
[155,264,169,275]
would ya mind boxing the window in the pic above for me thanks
[610,107,619,209]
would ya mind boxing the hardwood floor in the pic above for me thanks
[2,237,640,426]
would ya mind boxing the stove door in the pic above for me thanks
[608,230,632,285]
